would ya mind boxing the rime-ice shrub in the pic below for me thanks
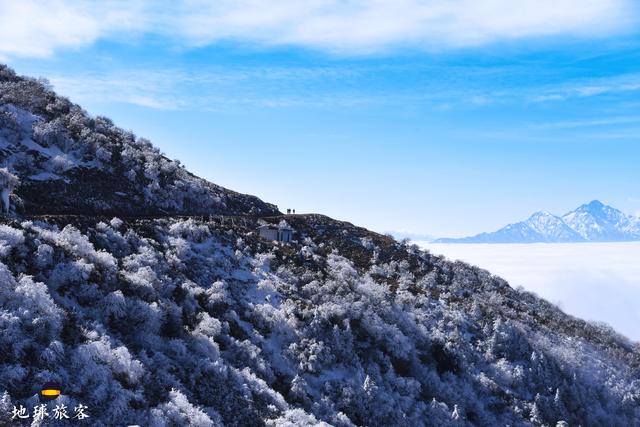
[149,389,218,427]
[169,219,210,242]
[33,224,117,270]
[95,146,112,162]
[34,243,54,267]
[109,217,123,229]
[0,224,24,257]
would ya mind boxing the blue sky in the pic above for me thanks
[2,0,640,237]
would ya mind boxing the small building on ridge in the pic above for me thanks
[258,223,293,242]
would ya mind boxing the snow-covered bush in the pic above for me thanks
[0,224,24,257]
[0,168,19,214]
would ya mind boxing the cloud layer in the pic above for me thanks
[0,0,637,58]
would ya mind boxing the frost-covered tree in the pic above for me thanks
[0,168,18,214]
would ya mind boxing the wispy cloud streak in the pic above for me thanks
[530,73,640,103]
[47,67,382,111]
[531,116,640,129]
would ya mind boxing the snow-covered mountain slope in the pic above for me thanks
[1,65,640,426]
[436,201,640,243]
[0,65,278,217]
[1,215,639,426]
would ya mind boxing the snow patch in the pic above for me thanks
[28,172,64,181]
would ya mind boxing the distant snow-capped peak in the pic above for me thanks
[435,200,640,243]
[524,211,584,241]
[562,200,638,242]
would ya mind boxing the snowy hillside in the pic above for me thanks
[436,201,640,243]
[2,215,640,426]
[0,65,278,217]
[1,65,640,426]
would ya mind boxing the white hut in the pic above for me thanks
[258,222,293,242]
[0,168,19,214]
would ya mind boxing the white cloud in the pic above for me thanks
[0,0,637,58]
[418,242,640,341]
[0,1,142,58]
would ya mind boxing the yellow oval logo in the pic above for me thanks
[40,382,61,401]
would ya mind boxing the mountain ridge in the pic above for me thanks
[435,200,640,243]
[0,65,279,218]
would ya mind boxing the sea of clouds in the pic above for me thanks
[417,242,640,341]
